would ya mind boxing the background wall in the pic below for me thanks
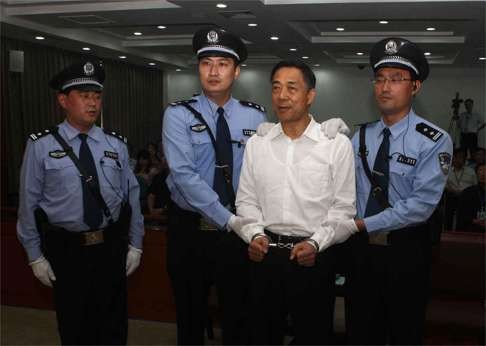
[165,64,485,144]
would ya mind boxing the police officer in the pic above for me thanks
[17,61,144,345]
[162,27,266,345]
[346,38,453,345]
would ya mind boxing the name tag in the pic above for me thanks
[242,129,256,136]
[191,124,207,132]
[104,151,119,160]
[397,154,417,166]
[49,150,67,159]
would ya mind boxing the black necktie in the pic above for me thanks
[213,107,234,208]
[364,127,391,217]
[78,133,103,229]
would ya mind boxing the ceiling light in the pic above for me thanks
[479,57,486,61]
[157,25,166,29]
[424,52,431,56]
[119,55,127,59]
[148,62,156,66]
[35,36,45,40]
[336,27,345,31]
[216,3,227,8]
[289,48,297,51]
[302,56,309,59]
[379,20,388,24]
[241,64,247,67]
[270,36,279,40]
[356,52,364,56]
[248,23,257,27]
[133,32,142,36]
[314,64,320,67]
[426,27,436,31]
[82,47,91,51]
[176,68,181,71]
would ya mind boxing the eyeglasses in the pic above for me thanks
[371,76,414,85]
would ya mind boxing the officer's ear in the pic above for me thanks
[57,92,68,109]
[411,80,422,95]
[234,63,241,80]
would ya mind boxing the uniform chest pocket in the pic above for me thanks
[99,159,122,188]
[44,158,79,192]
[190,130,213,162]
[390,161,415,178]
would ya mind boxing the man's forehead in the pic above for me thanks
[200,56,233,62]
[375,67,411,76]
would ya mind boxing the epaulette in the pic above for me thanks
[240,100,265,112]
[354,120,379,127]
[29,128,52,141]
[415,122,443,142]
[170,99,197,107]
[103,129,128,144]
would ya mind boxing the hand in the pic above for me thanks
[227,215,258,233]
[248,236,269,262]
[321,118,350,139]
[256,122,275,136]
[126,245,142,276]
[30,256,56,287]
[290,242,316,267]
[334,219,359,244]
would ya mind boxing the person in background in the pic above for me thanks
[456,162,486,232]
[147,141,162,169]
[457,99,485,159]
[235,60,357,345]
[147,156,170,216]
[346,37,453,345]
[467,147,486,170]
[16,61,144,345]
[445,147,477,229]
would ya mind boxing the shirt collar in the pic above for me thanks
[378,108,416,140]
[268,114,319,142]
[200,92,235,119]
[60,120,102,142]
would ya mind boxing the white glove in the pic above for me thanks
[321,118,350,139]
[256,122,275,137]
[30,256,56,287]
[126,245,142,276]
[227,215,258,233]
[334,219,359,244]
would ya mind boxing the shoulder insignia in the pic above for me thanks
[29,128,52,141]
[240,100,265,112]
[415,122,443,142]
[103,129,128,144]
[170,99,197,107]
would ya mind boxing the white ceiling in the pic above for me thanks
[1,0,484,71]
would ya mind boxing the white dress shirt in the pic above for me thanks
[446,165,477,194]
[458,111,484,133]
[235,116,356,251]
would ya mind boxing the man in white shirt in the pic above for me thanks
[234,60,357,345]
[458,98,485,158]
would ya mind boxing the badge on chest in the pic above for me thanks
[104,151,119,160]
[49,150,67,159]
[397,154,417,166]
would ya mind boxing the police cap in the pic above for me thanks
[49,61,105,92]
[193,27,247,63]
[370,37,429,81]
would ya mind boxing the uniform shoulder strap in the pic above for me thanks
[103,129,128,144]
[415,122,443,142]
[28,128,52,141]
[239,100,265,112]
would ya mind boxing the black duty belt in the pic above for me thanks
[47,223,118,246]
[264,229,308,249]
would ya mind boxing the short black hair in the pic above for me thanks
[270,60,316,89]
[465,98,474,104]
[475,162,485,173]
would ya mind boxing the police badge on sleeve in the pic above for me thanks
[438,152,451,175]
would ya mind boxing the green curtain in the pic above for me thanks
[1,37,164,205]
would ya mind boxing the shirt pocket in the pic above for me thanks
[99,158,123,189]
[44,157,79,194]
[297,162,331,198]
[190,130,213,163]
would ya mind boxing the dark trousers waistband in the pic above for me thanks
[45,222,121,246]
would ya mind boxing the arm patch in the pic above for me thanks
[240,100,265,112]
[415,122,443,142]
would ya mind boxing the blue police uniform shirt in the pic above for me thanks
[351,109,453,232]
[162,93,267,228]
[17,120,145,262]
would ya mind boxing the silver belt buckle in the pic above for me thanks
[82,229,104,246]
[368,231,389,246]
